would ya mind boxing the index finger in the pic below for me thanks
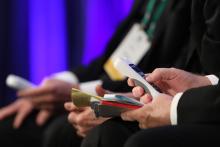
[127,78,135,87]
[146,68,174,83]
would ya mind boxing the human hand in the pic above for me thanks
[128,68,211,96]
[0,98,52,128]
[121,93,172,129]
[17,78,76,112]
[65,102,109,137]
[0,99,33,128]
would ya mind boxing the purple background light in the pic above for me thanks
[29,0,67,84]
[28,0,133,83]
[83,0,134,65]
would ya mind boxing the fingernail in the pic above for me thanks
[145,75,152,81]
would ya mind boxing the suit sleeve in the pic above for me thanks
[177,80,220,125]
[72,0,144,82]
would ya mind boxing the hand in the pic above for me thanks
[65,102,109,137]
[128,68,211,96]
[0,98,52,128]
[0,78,76,128]
[17,78,76,112]
[0,99,33,128]
[121,93,172,129]
[146,68,212,96]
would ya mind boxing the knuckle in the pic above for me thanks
[154,68,162,73]
[170,67,177,72]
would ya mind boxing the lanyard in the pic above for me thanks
[141,0,169,40]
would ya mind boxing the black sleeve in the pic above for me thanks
[72,0,145,82]
[177,73,220,125]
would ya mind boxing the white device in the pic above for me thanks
[6,74,36,90]
[113,57,160,99]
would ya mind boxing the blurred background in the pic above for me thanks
[0,0,134,106]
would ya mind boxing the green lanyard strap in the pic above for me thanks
[141,0,157,28]
[142,0,169,40]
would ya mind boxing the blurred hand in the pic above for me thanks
[121,93,172,129]
[0,99,34,128]
[18,78,76,112]
[65,102,109,137]
[0,78,77,128]
[128,68,212,97]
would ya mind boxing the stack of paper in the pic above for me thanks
[71,88,143,117]
[92,94,143,117]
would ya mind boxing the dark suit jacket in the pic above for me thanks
[178,82,220,125]
[177,0,220,124]
[185,0,220,74]
[72,0,192,92]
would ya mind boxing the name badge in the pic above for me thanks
[104,23,151,80]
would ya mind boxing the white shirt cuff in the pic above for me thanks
[170,92,183,125]
[206,75,219,85]
[50,71,79,84]
[79,80,103,95]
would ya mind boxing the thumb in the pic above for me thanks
[36,110,51,126]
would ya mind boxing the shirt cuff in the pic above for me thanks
[79,80,103,95]
[50,71,79,84]
[170,92,183,125]
[206,75,219,85]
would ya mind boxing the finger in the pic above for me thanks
[77,125,93,135]
[36,110,51,126]
[13,104,33,128]
[17,86,54,98]
[121,109,141,121]
[95,85,106,97]
[132,86,145,97]
[67,112,78,125]
[64,102,78,111]
[139,122,148,129]
[81,117,109,127]
[29,94,56,106]
[76,129,87,138]
[146,68,174,82]
[127,78,135,87]
[74,108,93,125]
[140,94,152,104]
[0,103,19,120]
